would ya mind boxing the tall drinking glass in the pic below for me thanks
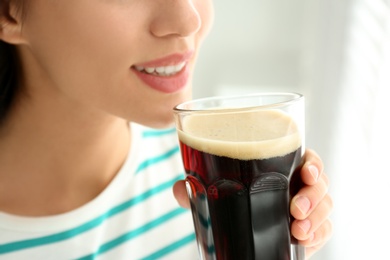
[173,93,305,260]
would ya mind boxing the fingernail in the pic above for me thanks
[308,165,319,181]
[297,219,311,234]
[295,196,311,215]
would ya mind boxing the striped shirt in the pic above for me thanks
[0,124,198,259]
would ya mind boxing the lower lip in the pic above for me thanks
[132,65,190,93]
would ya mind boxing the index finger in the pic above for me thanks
[300,149,324,186]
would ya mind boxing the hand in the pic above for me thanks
[290,149,333,259]
[173,149,333,259]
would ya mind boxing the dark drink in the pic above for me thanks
[177,110,303,260]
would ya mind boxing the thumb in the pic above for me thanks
[173,180,191,208]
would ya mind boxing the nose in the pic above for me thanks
[150,0,202,38]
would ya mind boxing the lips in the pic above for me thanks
[131,51,193,93]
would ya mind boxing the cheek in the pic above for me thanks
[22,4,145,102]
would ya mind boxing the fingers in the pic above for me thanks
[300,149,325,185]
[291,193,333,259]
[304,219,333,259]
[172,180,190,208]
[291,149,333,258]
[291,149,329,221]
[291,193,333,240]
[290,172,329,220]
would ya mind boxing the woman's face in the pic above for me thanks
[17,0,214,128]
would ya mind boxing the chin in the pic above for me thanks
[153,91,192,128]
[132,108,176,129]
[139,118,176,130]
[133,86,192,129]
[152,114,176,128]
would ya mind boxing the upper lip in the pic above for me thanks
[132,50,194,68]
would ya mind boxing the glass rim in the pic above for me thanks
[173,92,304,113]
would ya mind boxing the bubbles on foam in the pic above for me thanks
[178,109,302,160]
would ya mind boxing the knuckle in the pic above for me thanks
[313,219,333,246]
[323,194,334,213]
[311,177,328,199]
[321,171,330,186]
[323,219,334,239]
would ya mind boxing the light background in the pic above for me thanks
[193,0,390,259]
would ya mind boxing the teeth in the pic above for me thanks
[145,67,155,74]
[134,62,186,76]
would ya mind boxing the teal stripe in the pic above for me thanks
[198,212,211,229]
[136,146,180,174]
[76,208,189,260]
[0,175,184,255]
[141,233,196,260]
[142,128,176,138]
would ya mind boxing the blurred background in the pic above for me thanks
[193,0,390,259]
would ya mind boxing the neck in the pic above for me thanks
[0,90,131,216]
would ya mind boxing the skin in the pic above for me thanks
[0,0,332,258]
[0,0,213,214]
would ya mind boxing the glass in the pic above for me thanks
[173,93,305,260]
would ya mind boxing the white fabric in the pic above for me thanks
[0,124,198,260]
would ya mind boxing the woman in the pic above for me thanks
[0,0,332,259]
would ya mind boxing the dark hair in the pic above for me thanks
[0,0,23,124]
[0,41,19,124]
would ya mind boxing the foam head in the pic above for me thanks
[178,109,301,160]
